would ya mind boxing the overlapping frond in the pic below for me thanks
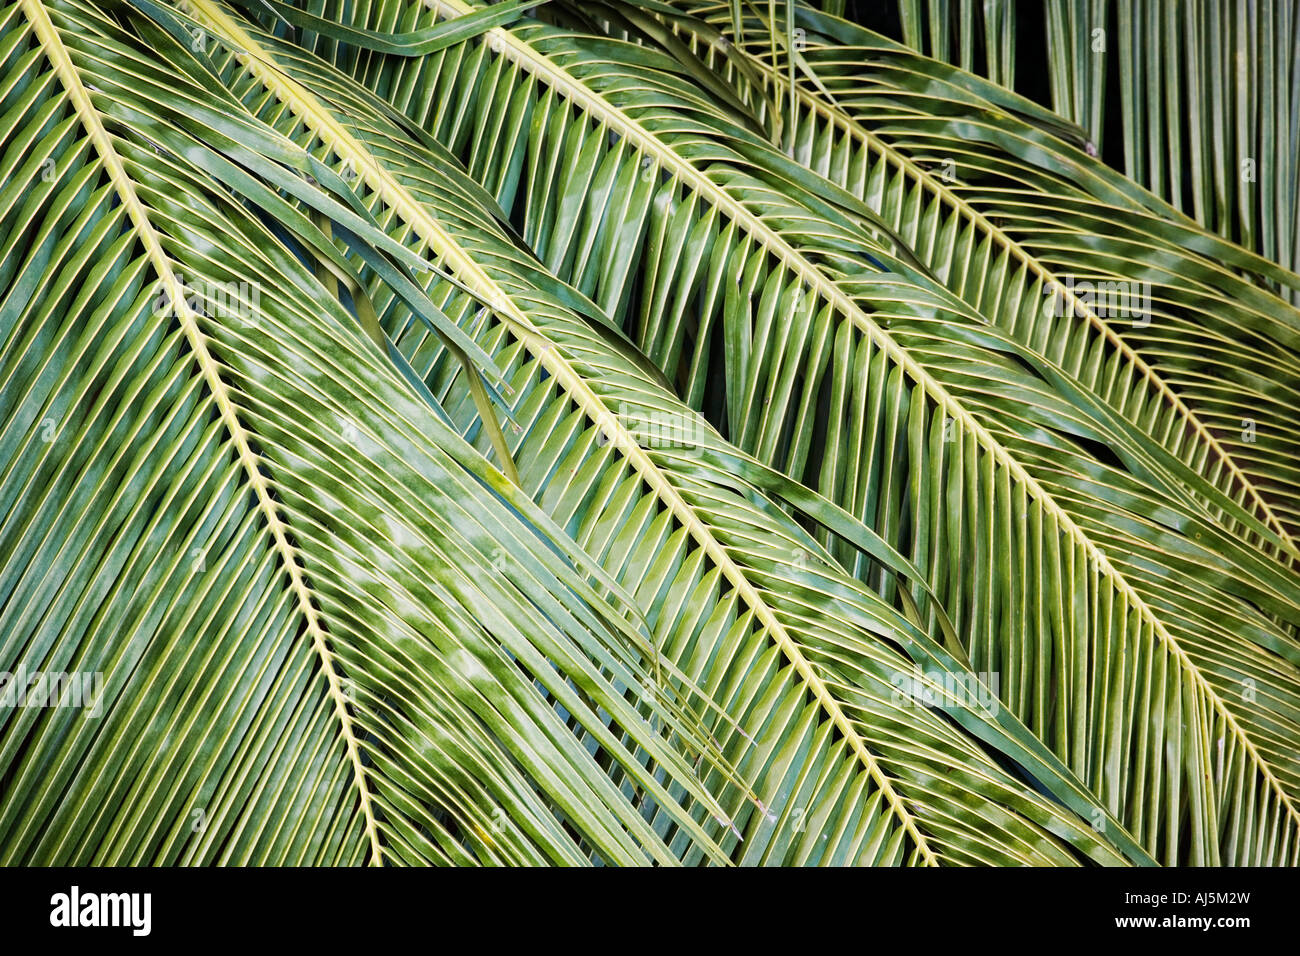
[2,0,1297,868]
[605,0,1300,565]
[145,0,1147,865]
[275,0,1300,863]
[830,0,1300,297]
[0,0,742,865]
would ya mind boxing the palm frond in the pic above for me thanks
[3,0,1297,868]
[278,0,1300,864]
[1,0,740,865]
[817,0,1300,300]
[148,0,1151,864]
[609,0,1300,566]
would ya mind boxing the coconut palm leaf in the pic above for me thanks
[131,0,1152,865]
[275,0,1300,864]
[814,0,1300,298]
[0,0,753,866]
[600,0,1300,567]
[4,0,1298,867]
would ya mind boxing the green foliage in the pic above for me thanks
[1,0,1296,865]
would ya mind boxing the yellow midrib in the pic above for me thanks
[188,0,942,864]
[736,31,1298,558]
[22,0,384,864]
